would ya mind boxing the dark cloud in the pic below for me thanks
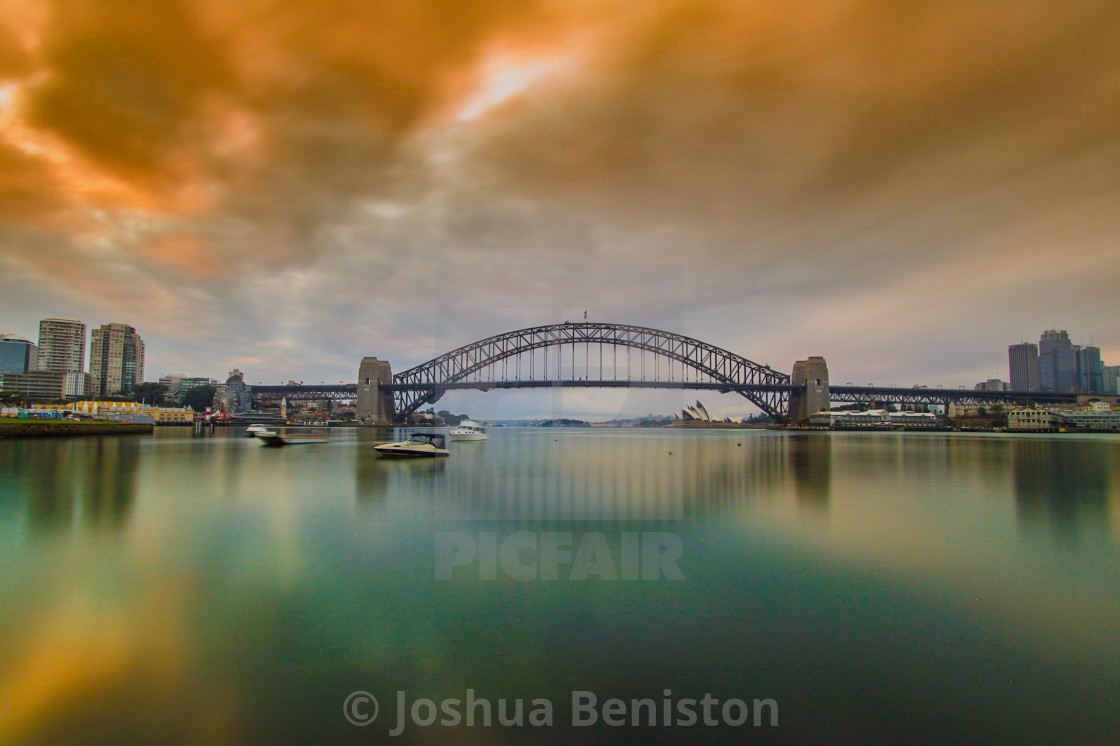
[26,0,235,184]
[0,142,64,223]
[1,0,1119,412]
[476,1,1120,224]
[0,26,32,77]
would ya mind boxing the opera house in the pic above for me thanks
[673,400,742,425]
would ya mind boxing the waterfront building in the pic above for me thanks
[215,369,253,413]
[809,409,942,429]
[1051,401,1120,432]
[974,379,1009,392]
[36,317,85,372]
[1007,408,1058,432]
[676,400,713,422]
[141,407,196,424]
[1008,342,1040,391]
[90,323,145,395]
[409,410,444,426]
[1074,345,1103,392]
[0,333,38,375]
[31,400,196,423]
[1039,330,1076,392]
[947,402,984,418]
[0,370,92,401]
[887,411,942,428]
[670,400,743,426]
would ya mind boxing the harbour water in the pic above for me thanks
[1,428,1118,744]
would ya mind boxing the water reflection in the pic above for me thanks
[82,438,140,531]
[360,431,839,521]
[428,431,786,521]
[789,433,832,512]
[23,441,77,532]
[2,429,1120,745]
[354,450,388,507]
[15,437,140,535]
[1013,439,1113,540]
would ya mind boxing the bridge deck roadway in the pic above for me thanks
[252,381,1085,404]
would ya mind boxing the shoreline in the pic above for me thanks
[0,419,154,439]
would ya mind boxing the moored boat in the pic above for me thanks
[373,432,450,458]
[448,420,487,441]
[258,432,328,447]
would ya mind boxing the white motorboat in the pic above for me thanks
[373,432,451,458]
[245,424,272,437]
[448,420,487,441]
[258,432,328,447]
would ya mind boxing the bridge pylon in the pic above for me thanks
[356,357,395,425]
[790,356,830,423]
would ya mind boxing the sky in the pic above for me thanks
[1,0,1118,419]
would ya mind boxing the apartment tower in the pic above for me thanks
[90,323,145,395]
[37,317,86,372]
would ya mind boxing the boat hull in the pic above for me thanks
[373,444,450,458]
[259,433,328,447]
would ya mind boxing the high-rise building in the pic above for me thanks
[90,323,145,395]
[974,379,1009,392]
[37,317,86,372]
[0,333,38,375]
[1075,345,1103,393]
[1039,329,1076,392]
[1104,365,1120,395]
[1008,342,1040,392]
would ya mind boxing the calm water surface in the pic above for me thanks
[1,427,1118,744]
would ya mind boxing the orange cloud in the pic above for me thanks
[139,233,227,277]
[1,0,1118,386]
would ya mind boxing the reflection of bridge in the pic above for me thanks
[253,322,1086,422]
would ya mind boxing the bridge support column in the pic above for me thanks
[790,356,830,423]
[356,357,395,425]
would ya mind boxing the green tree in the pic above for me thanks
[0,391,26,407]
[182,385,218,412]
[437,410,471,426]
[132,382,169,406]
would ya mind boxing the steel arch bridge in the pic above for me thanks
[381,322,793,421]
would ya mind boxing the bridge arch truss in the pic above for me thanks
[387,322,792,421]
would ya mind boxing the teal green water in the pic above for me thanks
[0,428,1118,744]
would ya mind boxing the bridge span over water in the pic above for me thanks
[252,322,1084,423]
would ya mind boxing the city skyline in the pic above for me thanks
[2,1,1119,418]
[6,310,1117,419]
